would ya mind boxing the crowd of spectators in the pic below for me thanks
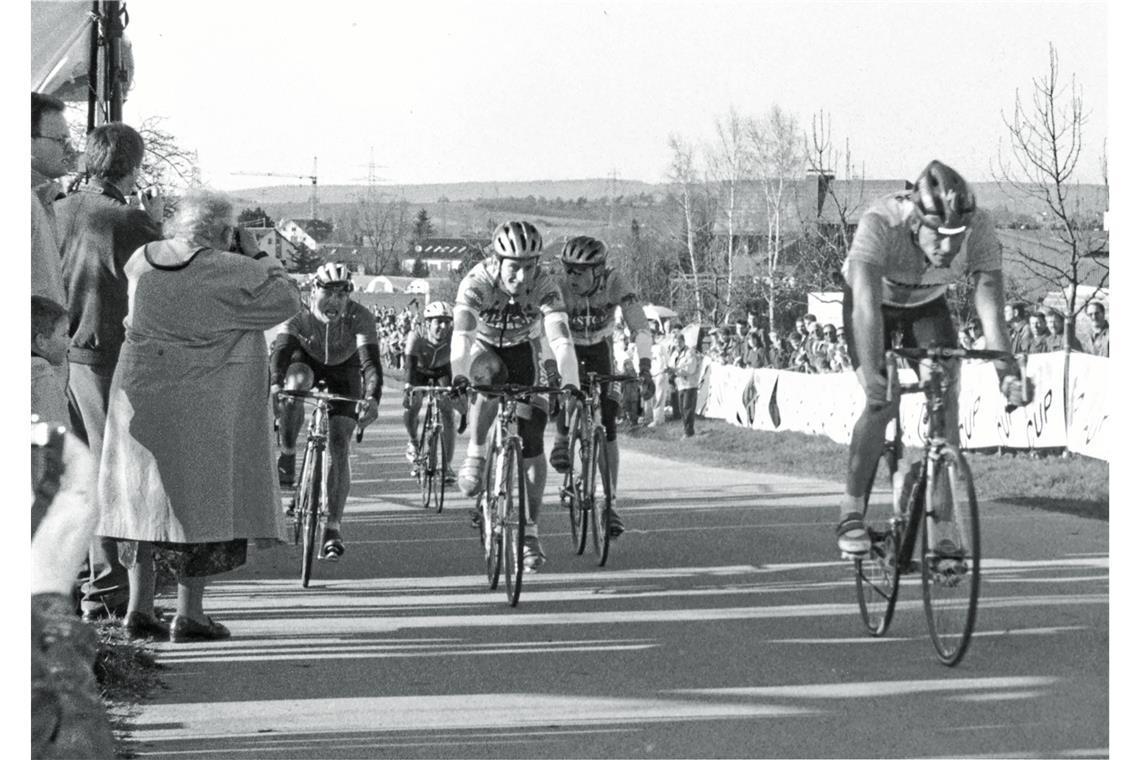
[372,303,422,369]
[702,312,853,374]
[964,301,1109,357]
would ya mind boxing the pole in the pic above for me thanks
[86,1,100,132]
[310,156,318,219]
[103,1,124,122]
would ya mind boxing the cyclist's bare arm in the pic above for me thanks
[972,269,1016,374]
[619,298,654,371]
[847,259,889,401]
[450,305,478,380]
[543,311,580,390]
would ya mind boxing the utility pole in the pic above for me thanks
[104,1,124,122]
[607,167,620,229]
[310,156,319,219]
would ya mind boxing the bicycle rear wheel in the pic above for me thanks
[299,444,323,588]
[855,451,913,636]
[921,446,981,667]
[591,425,613,566]
[502,439,526,607]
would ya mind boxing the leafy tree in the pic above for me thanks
[288,245,324,274]
[237,206,275,227]
[413,208,434,241]
[411,258,430,277]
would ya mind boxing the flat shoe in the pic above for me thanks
[169,614,231,643]
[123,611,169,640]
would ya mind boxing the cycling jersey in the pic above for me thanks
[404,332,451,385]
[455,258,566,348]
[270,300,382,401]
[561,267,638,346]
[842,193,1002,308]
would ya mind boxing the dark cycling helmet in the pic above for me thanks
[560,236,608,267]
[492,221,543,259]
[913,160,976,234]
[313,262,355,290]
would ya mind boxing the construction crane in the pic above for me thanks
[233,156,320,219]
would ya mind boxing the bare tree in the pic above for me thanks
[708,107,754,323]
[749,105,804,327]
[344,189,410,274]
[666,133,705,318]
[995,43,1108,350]
[796,110,866,292]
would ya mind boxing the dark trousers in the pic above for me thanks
[67,362,129,615]
[678,388,698,436]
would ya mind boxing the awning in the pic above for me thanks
[31,1,133,101]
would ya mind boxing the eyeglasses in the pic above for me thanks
[34,134,72,149]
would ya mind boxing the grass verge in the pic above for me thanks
[92,620,164,759]
[620,415,1109,521]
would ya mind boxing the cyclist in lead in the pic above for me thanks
[270,263,382,561]
[403,300,460,482]
[835,160,1031,558]
[450,221,581,572]
[548,235,655,539]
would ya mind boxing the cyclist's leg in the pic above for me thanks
[439,394,457,477]
[600,391,625,536]
[909,298,961,535]
[519,413,548,570]
[276,353,313,487]
[403,392,423,461]
[549,352,586,474]
[838,288,899,553]
[458,342,504,496]
[320,361,362,556]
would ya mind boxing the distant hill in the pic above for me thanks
[230,178,658,207]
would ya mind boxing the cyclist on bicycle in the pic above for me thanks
[403,300,460,483]
[450,221,581,571]
[270,262,382,561]
[836,160,1031,558]
[547,235,655,539]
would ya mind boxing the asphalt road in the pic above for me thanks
[125,397,1108,759]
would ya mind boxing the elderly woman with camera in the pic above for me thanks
[96,189,301,642]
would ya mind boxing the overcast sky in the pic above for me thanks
[118,1,1110,191]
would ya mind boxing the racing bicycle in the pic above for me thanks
[853,346,1026,666]
[405,384,461,513]
[560,372,642,566]
[277,384,364,588]
[471,383,574,607]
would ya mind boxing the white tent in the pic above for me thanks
[364,276,394,293]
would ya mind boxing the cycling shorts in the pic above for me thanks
[287,350,361,419]
[473,338,547,458]
[841,288,957,372]
[574,340,621,443]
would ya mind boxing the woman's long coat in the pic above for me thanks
[97,240,301,544]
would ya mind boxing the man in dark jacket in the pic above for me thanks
[57,122,163,623]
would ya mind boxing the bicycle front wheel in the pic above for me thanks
[855,454,915,636]
[299,444,323,588]
[481,454,501,589]
[502,438,526,607]
[565,430,588,554]
[422,427,441,512]
[921,446,981,667]
[591,425,613,566]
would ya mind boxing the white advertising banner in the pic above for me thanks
[1067,352,1109,460]
[703,364,756,426]
[705,351,1102,460]
[694,358,714,416]
[750,369,782,432]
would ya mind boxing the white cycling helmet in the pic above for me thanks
[423,301,453,320]
[491,221,543,259]
[313,262,355,290]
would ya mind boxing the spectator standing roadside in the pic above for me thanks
[766,329,786,369]
[97,190,301,642]
[648,323,670,426]
[1046,310,1079,352]
[31,92,73,306]
[1004,302,1032,354]
[1083,302,1109,356]
[31,296,71,425]
[57,122,165,623]
[669,328,703,438]
[742,331,767,368]
[1025,312,1052,354]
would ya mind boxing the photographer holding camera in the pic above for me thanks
[95,188,300,642]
